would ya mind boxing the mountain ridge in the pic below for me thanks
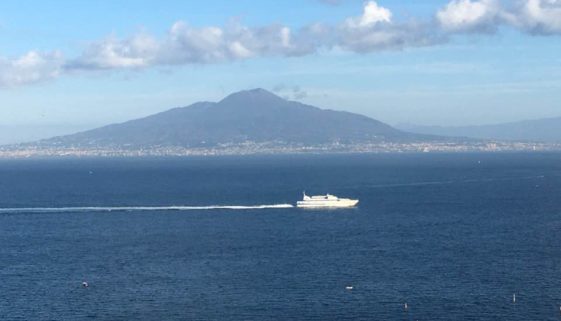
[40,88,433,148]
[397,116,561,143]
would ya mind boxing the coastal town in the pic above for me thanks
[1,140,559,158]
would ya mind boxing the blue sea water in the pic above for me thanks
[1,153,561,320]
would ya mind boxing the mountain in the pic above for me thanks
[40,88,431,148]
[397,117,561,143]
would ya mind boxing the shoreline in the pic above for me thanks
[1,141,560,158]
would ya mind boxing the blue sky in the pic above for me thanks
[0,0,560,143]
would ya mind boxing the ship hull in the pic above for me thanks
[296,199,359,208]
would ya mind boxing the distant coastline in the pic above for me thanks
[6,89,561,159]
[1,140,560,158]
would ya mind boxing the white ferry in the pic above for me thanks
[296,192,358,208]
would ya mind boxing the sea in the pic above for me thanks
[1,153,561,321]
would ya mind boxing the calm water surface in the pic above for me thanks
[1,153,561,320]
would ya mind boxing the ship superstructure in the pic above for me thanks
[296,192,358,208]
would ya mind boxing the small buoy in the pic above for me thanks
[82,281,89,288]
[513,293,516,303]
[345,286,353,290]
[404,302,408,310]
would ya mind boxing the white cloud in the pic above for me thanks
[344,1,392,28]
[0,1,443,85]
[511,0,561,34]
[338,2,439,52]
[337,23,440,52]
[436,0,561,34]
[70,33,158,69]
[3,0,561,88]
[0,51,64,87]
[69,21,318,70]
[437,0,501,32]
[72,3,404,71]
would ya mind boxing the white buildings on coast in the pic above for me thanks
[0,140,558,158]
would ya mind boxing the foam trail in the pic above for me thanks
[0,204,294,214]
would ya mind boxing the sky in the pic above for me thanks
[1,0,560,144]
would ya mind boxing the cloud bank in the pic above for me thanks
[0,51,63,87]
[436,0,561,34]
[1,0,561,87]
[70,2,438,70]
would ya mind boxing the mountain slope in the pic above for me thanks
[42,88,426,148]
[398,117,561,143]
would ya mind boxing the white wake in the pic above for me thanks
[0,204,294,214]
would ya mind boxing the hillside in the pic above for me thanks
[398,117,561,143]
[41,88,428,148]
